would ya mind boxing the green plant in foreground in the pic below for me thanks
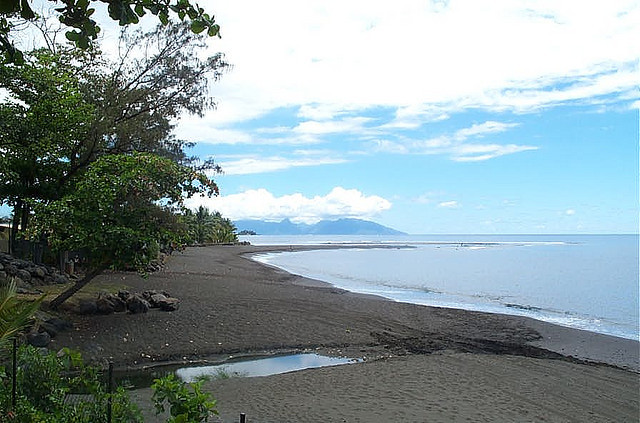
[0,346,142,423]
[0,279,44,349]
[152,373,218,422]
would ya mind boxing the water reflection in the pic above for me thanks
[176,353,358,383]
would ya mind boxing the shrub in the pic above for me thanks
[151,374,218,422]
[0,346,142,423]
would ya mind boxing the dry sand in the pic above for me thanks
[50,245,639,422]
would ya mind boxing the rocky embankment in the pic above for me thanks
[1,252,179,349]
[0,252,69,290]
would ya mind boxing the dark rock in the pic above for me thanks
[13,259,29,269]
[110,295,126,312]
[77,300,98,315]
[4,263,16,276]
[126,294,150,314]
[44,317,73,332]
[117,290,131,302]
[148,293,167,308]
[27,331,51,347]
[31,267,46,279]
[13,277,30,290]
[142,290,158,301]
[158,297,180,312]
[96,296,116,314]
[40,321,59,338]
[96,292,126,314]
[17,269,31,282]
[53,274,68,284]
[0,262,4,270]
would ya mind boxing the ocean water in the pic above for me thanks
[242,234,639,341]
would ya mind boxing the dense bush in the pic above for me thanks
[0,346,142,423]
[152,374,218,422]
[0,346,221,422]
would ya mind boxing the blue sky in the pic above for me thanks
[6,0,640,234]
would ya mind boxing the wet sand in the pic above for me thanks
[51,245,639,422]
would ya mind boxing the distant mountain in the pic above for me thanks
[235,218,405,235]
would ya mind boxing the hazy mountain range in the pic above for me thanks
[235,218,405,235]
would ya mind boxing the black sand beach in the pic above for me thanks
[50,245,639,422]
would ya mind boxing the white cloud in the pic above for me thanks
[185,187,392,223]
[451,143,538,162]
[565,209,576,216]
[216,154,348,175]
[194,0,638,127]
[454,121,519,140]
[370,120,537,161]
[438,201,460,208]
[34,0,637,134]
[293,117,373,135]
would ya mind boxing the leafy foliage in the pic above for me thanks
[0,0,220,63]
[0,279,43,350]
[92,23,229,168]
[0,48,96,234]
[0,345,142,422]
[183,206,238,244]
[152,374,218,423]
[29,152,218,308]
[31,152,217,265]
[1,24,228,250]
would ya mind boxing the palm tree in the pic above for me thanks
[184,207,238,244]
[0,279,44,350]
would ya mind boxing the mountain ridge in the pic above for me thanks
[235,218,405,235]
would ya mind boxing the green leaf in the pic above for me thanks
[135,4,146,17]
[159,11,169,25]
[65,30,80,41]
[0,0,19,14]
[208,25,220,37]
[190,20,206,34]
[19,0,35,19]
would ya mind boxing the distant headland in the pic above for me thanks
[234,218,405,236]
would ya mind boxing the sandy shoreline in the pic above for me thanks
[50,245,639,422]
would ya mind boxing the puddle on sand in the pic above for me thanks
[176,353,360,383]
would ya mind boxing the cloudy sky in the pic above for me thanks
[14,0,640,234]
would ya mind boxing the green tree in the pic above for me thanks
[183,206,238,244]
[0,48,95,249]
[211,211,238,244]
[29,152,218,309]
[0,23,228,251]
[0,0,220,63]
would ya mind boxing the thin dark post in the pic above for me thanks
[240,413,246,423]
[107,362,114,423]
[11,338,17,410]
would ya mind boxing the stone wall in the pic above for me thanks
[0,252,69,290]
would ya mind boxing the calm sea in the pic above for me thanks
[242,234,639,340]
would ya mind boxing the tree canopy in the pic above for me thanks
[0,22,229,249]
[31,152,218,309]
[0,17,229,308]
[183,206,238,245]
[0,0,220,63]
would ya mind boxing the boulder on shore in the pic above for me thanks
[27,331,51,348]
[126,294,150,314]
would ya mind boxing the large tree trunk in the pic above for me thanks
[48,267,105,310]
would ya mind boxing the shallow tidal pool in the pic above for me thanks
[176,353,359,383]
